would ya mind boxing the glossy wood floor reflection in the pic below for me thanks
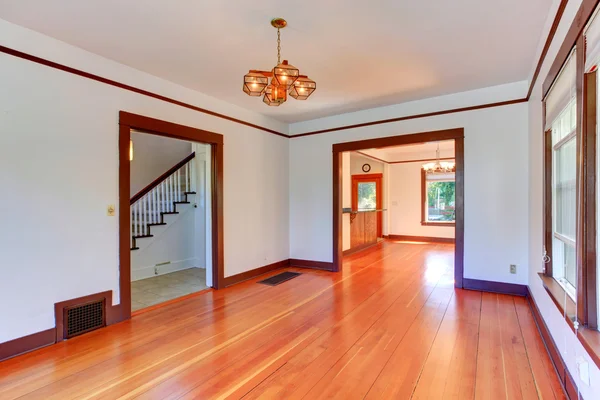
[0,241,566,399]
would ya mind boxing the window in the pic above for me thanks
[357,182,377,210]
[421,170,455,226]
[541,4,600,350]
[551,98,577,299]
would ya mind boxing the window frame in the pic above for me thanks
[420,169,456,227]
[542,5,600,367]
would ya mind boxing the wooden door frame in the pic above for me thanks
[332,128,465,288]
[351,173,383,237]
[118,111,224,322]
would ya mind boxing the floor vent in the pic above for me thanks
[258,272,301,286]
[64,299,106,339]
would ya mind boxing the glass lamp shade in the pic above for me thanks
[263,81,287,106]
[243,72,268,96]
[273,60,299,88]
[289,76,316,100]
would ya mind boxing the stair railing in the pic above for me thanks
[130,152,195,241]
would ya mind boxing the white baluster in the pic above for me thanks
[169,175,173,212]
[132,203,136,237]
[185,163,189,193]
[142,195,147,235]
[160,182,165,214]
[152,188,157,224]
[190,158,195,193]
[177,169,181,201]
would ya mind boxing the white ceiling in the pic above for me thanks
[359,140,455,162]
[0,0,552,123]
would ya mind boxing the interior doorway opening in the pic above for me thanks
[333,129,464,288]
[128,131,213,312]
[118,111,224,322]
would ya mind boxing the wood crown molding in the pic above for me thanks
[2,0,567,145]
[0,45,288,138]
[355,150,455,165]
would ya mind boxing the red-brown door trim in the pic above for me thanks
[332,128,465,288]
[118,111,225,323]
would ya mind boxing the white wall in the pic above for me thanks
[0,19,289,343]
[289,81,530,287]
[130,132,192,195]
[388,162,455,239]
[131,203,197,281]
[527,0,600,396]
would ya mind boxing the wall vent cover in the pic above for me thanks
[64,299,106,339]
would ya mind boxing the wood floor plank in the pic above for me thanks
[411,289,482,399]
[137,244,431,399]
[0,243,564,400]
[362,276,455,399]
[242,244,445,400]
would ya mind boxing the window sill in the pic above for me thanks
[538,273,600,369]
[420,221,455,227]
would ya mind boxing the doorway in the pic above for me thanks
[118,111,224,321]
[332,128,464,288]
[351,173,383,238]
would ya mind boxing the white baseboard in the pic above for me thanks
[132,258,198,281]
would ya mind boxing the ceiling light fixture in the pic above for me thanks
[422,143,455,173]
[243,18,316,106]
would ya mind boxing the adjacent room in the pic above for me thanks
[129,132,212,311]
[1,0,600,398]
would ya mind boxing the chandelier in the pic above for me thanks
[422,143,456,173]
[242,18,316,106]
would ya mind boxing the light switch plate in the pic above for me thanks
[577,357,590,385]
[107,205,115,216]
[510,264,517,274]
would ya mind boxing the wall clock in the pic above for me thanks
[362,163,371,173]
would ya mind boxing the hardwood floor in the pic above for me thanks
[0,241,566,399]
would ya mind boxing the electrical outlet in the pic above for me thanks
[107,205,115,216]
[510,264,517,274]
[154,266,159,275]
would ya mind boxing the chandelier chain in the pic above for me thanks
[277,28,281,65]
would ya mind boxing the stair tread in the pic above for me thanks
[132,234,153,239]
[130,247,139,250]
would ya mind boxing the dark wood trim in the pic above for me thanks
[0,328,55,362]
[385,234,455,244]
[223,259,290,287]
[333,128,465,287]
[54,291,117,342]
[527,0,569,100]
[119,112,225,326]
[351,173,383,237]
[333,128,465,153]
[390,156,454,165]
[526,287,576,399]
[130,152,196,204]
[420,169,456,226]
[544,129,553,277]
[332,151,343,273]
[289,259,335,271]
[293,100,525,138]
[0,45,288,138]
[463,279,527,296]
[454,136,465,289]
[583,70,598,329]
[543,0,600,99]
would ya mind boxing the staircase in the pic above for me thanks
[130,153,196,250]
